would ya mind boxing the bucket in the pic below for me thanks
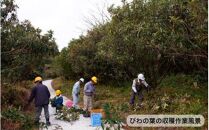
[90,109,105,118]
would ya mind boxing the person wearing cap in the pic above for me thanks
[53,90,63,112]
[28,76,51,125]
[72,78,84,108]
[83,76,97,111]
[130,73,151,108]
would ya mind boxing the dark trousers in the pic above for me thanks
[130,89,144,106]
[35,104,49,122]
[56,104,63,112]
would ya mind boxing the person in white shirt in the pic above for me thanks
[130,73,151,108]
[72,78,84,108]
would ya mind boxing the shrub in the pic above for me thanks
[1,107,34,130]
[1,83,30,109]
[55,106,80,123]
[53,0,207,86]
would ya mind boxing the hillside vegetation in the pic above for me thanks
[1,0,58,129]
[52,74,208,129]
[51,0,207,87]
[1,0,207,129]
[50,2,208,128]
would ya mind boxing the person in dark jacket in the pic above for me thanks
[28,76,51,125]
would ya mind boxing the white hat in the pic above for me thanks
[138,73,145,80]
[79,78,84,82]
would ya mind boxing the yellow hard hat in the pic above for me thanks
[34,76,42,83]
[91,76,97,84]
[55,90,61,96]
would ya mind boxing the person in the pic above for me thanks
[53,90,63,112]
[28,76,51,125]
[72,78,84,108]
[83,76,97,111]
[130,73,151,108]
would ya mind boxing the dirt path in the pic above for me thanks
[39,80,102,130]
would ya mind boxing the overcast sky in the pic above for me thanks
[15,0,123,51]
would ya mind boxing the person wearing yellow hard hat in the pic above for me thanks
[51,90,63,112]
[34,76,42,83]
[83,76,97,112]
[28,76,51,125]
[55,90,62,96]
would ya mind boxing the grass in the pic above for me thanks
[52,74,208,130]
[51,77,79,100]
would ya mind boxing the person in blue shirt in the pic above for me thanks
[54,90,63,112]
[83,76,97,111]
[72,78,84,108]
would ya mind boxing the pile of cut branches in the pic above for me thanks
[55,106,80,122]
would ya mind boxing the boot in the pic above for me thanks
[46,119,51,126]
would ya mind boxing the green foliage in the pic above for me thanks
[146,74,208,115]
[56,74,207,128]
[188,99,205,114]
[1,0,59,82]
[2,108,25,122]
[159,74,208,99]
[1,107,34,130]
[51,77,76,98]
[1,82,31,108]
[102,103,123,130]
[55,106,80,123]
[52,48,73,79]
[53,0,207,86]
